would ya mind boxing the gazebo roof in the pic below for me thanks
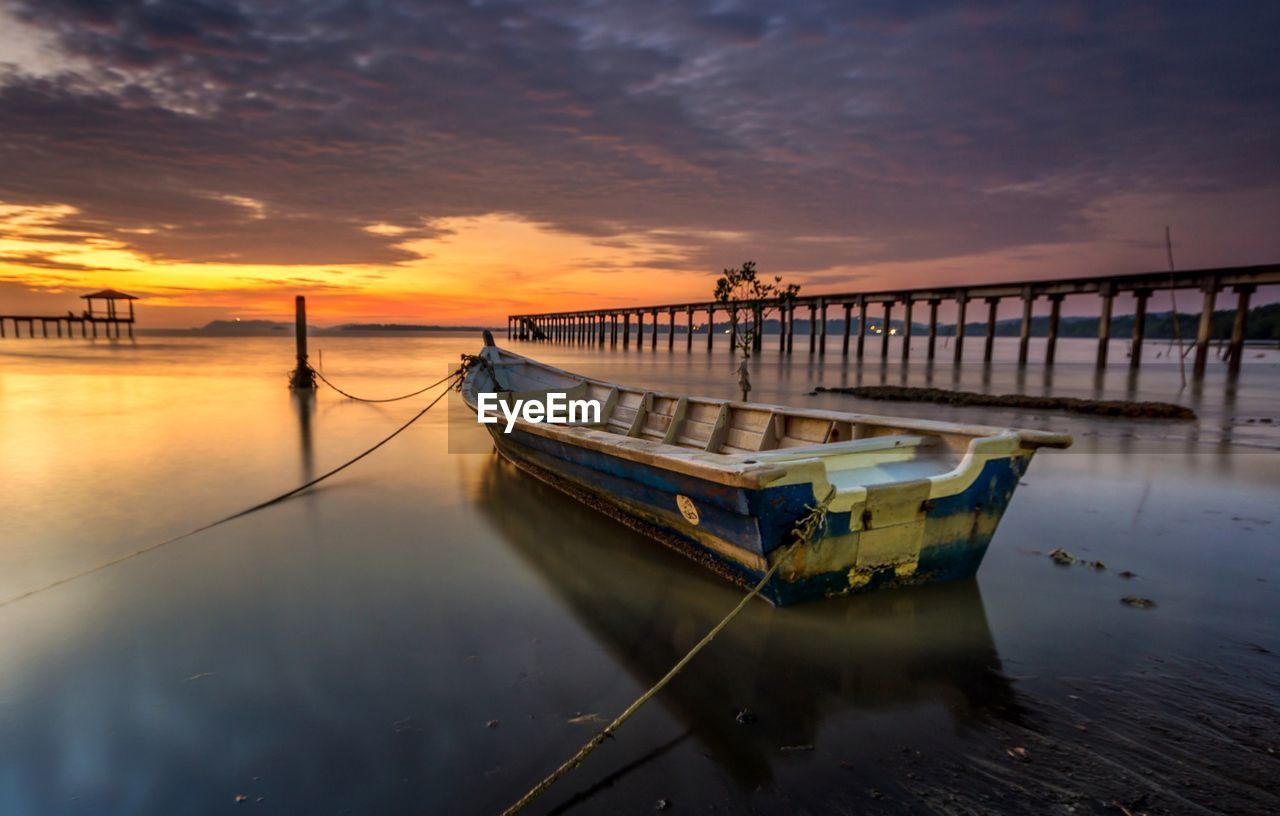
[81,289,138,300]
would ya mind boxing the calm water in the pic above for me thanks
[1,335,1277,814]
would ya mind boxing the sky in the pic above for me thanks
[0,0,1277,328]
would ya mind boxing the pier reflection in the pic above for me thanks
[475,459,1022,787]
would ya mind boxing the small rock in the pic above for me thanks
[1118,570,1136,579]
[1048,548,1075,566]
[1121,597,1156,608]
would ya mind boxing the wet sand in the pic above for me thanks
[0,335,1276,814]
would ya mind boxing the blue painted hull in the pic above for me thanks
[489,425,1030,606]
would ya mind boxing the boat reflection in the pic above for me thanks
[474,457,1023,786]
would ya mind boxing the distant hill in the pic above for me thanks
[201,319,291,331]
[333,323,493,332]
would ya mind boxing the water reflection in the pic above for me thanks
[292,390,316,481]
[474,459,1022,787]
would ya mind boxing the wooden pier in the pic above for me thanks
[507,263,1279,378]
[1,289,137,339]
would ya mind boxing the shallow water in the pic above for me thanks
[1,334,1277,814]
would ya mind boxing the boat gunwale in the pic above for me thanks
[462,344,1071,490]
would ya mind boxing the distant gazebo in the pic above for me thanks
[81,289,139,338]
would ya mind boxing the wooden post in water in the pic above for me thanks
[841,303,852,356]
[1228,285,1254,376]
[1018,289,1034,365]
[652,309,659,350]
[856,297,868,359]
[814,299,824,356]
[881,301,893,359]
[686,308,693,351]
[289,295,315,389]
[1130,289,1149,370]
[636,310,644,348]
[1096,282,1114,370]
[902,296,914,360]
[778,304,787,353]
[752,304,762,352]
[807,303,816,354]
[953,292,968,364]
[668,308,675,350]
[983,297,999,362]
[1046,294,1063,365]
[1193,279,1219,379]
[927,299,939,360]
[706,307,714,350]
[785,303,795,353]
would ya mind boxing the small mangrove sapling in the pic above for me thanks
[713,261,800,400]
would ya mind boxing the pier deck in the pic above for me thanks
[507,263,1280,379]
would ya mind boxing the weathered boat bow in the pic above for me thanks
[461,340,1071,606]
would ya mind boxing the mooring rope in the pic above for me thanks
[0,369,463,610]
[311,366,458,403]
[501,488,836,816]
[500,557,785,816]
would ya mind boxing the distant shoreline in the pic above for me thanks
[140,320,497,337]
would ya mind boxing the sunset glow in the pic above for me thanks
[1,2,1277,326]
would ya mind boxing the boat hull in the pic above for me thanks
[487,424,1031,607]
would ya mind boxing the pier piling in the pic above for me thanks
[1046,294,1063,365]
[841,303,852,356]
[1018,289,1034,365]
[856,297,868,359]
[926,299,939,360]
[881,301,893,359]
[902,297,914,360]
[778,300,788,353]
[1229,285,1254,376]
[953,292,968,364]
[1193,280,1219,378]
[1130,289,1149,369]
[983,297,999,363]
[818,300,827,356]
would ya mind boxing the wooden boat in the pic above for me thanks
[460,332,1071,606]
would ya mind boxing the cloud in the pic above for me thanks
[0,0,1275,279]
